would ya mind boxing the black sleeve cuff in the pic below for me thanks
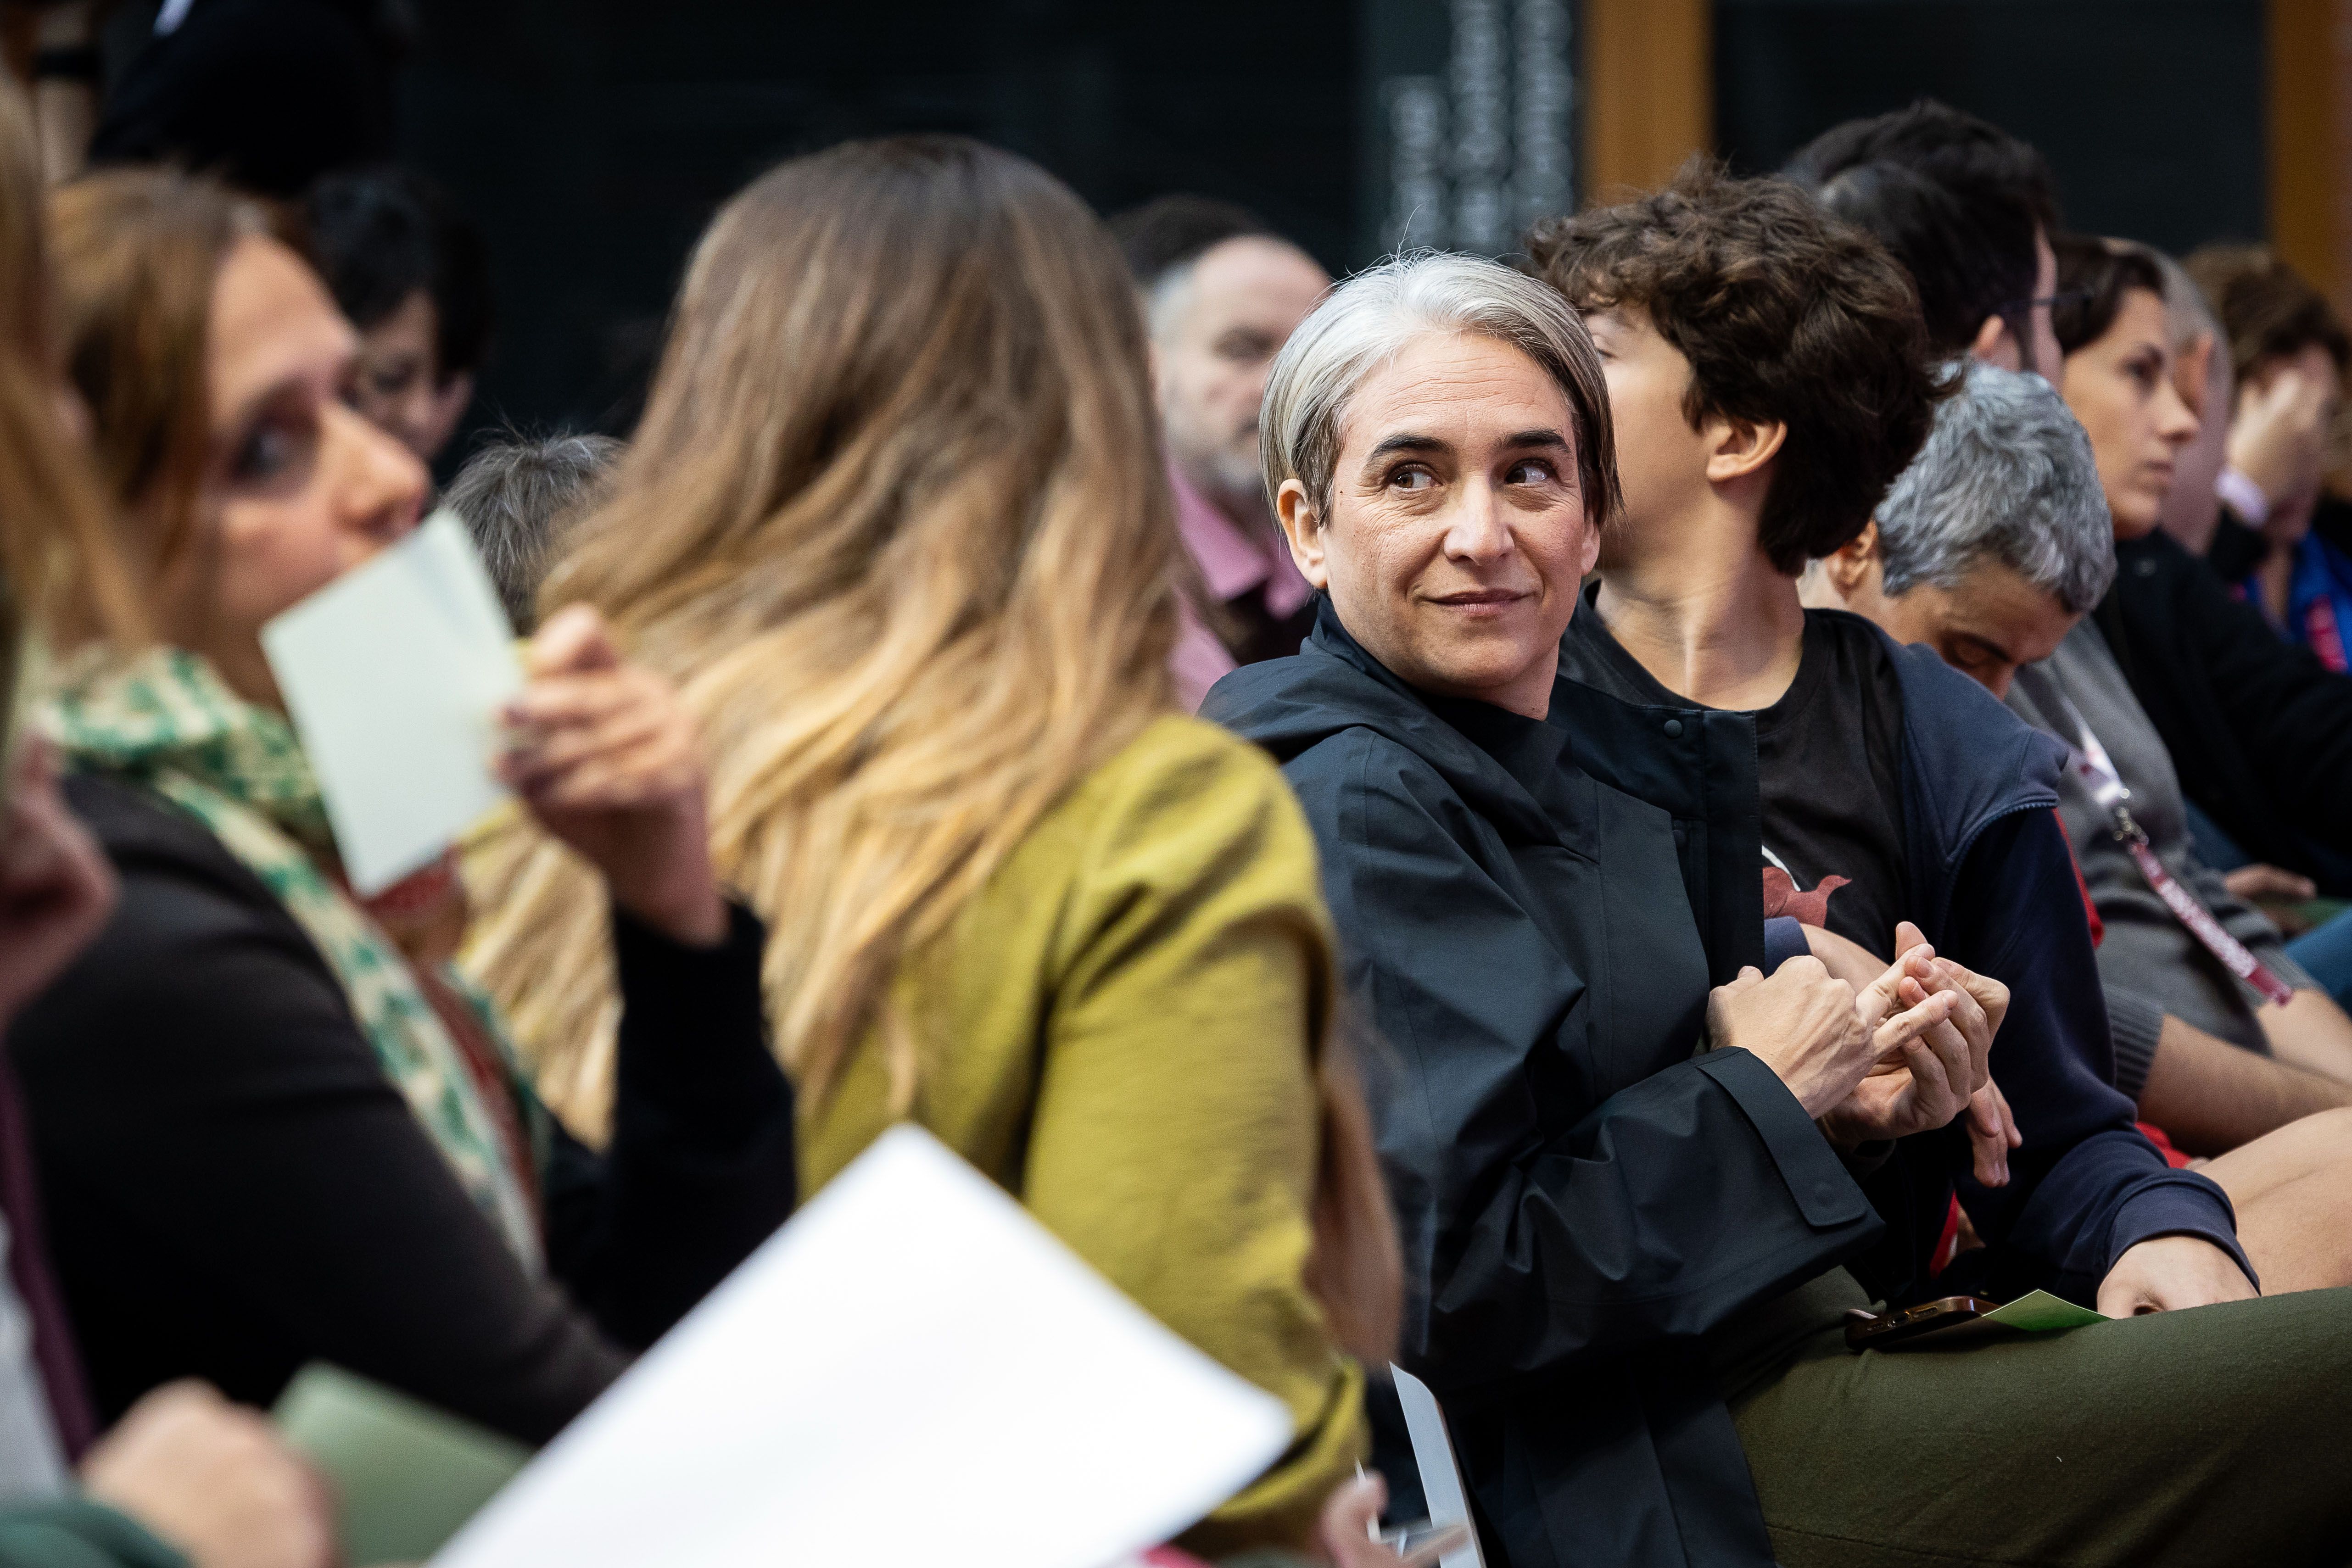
[610,899,783,1144]
[1694,1048,1871,1228]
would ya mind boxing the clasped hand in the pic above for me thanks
[495,605,728,947]
[1709,921,2015,1176]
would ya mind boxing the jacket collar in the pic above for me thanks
[1204,597,1570,848]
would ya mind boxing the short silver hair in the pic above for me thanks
[1259,250,1619,524]
[443,432,623,631]
[1875,360,2115,614]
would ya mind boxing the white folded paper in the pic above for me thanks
[261,509,522,894]
[431,1125,1293,1568]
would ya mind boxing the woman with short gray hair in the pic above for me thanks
[1257,250,1619,544]
[1205,251,1995,1567]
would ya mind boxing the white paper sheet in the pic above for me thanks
[431,1126,1293,1568]
[1390,1366,1484,1568]
[260,510,522,895]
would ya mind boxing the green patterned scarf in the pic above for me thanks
[39,645,546,1269]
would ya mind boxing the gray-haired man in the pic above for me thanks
[1806,363,2352,1280]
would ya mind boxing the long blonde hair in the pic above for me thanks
[476,136,1183,1108]
[470,136,1399,1360]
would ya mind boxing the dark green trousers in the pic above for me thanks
[1730,1288,2352,1568]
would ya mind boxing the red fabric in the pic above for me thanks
[2136,1122,2196,1169]
[1760,865,1849,926]
[1931,1196,1967,1277]
[2051,811,2104,948]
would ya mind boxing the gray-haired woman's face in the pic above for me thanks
[1273,331,1598,719]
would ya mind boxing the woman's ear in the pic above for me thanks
[1274,478,1330,590]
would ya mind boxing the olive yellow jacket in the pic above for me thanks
[798,714,1365,1551]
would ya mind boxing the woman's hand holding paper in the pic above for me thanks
[498,605,727,946]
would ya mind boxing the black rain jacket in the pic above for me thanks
[1205,602,2243,1568]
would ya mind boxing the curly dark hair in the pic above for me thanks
[1525,162,1947,573]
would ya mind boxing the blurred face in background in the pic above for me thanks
[2238,342,2344,547]
[1816,529,2079,700]
[2059,286,2199,539]
[350,287,473,463]
[176,235,429,704]
[1153,236,1328,518]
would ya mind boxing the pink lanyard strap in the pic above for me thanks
[2032,675,2297,1009]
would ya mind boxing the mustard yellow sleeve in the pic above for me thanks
[1024,718,1366,1555]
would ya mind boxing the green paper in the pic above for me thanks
[273,1363,531,1567]
[1978,1289,2109,1333]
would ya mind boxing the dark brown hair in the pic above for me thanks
[2183,242,2351,381]
[2050,235,2168,357]
[1526,162,1946,573]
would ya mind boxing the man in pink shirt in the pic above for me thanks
[1114,198,1329,707]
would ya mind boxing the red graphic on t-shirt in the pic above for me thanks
[1761,865,1849,927]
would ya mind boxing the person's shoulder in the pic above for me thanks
[1018,713,1315,882]
[48,772,338,1010]
[1009,715,1332,957]
[1804,604,1903,670]
[19,776,363,1090]
[1081,710,1292,809]
[62,771,290,928]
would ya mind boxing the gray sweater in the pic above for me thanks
[2005,619,2313,1097]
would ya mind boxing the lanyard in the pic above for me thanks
[2025,671,2297,1008]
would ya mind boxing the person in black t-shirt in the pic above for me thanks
[1567,586,1910,957]
[1522,165,2352,1568]
[1527,167,2259,1322]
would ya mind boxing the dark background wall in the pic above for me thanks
[377,0,2270,449]
[1713,0,2267,254]
[396,0,1358,443]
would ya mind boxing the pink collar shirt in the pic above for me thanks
[1166,463,1314,711]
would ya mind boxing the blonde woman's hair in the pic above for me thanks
[469,134,1399,1361]
[481,132,1180,1110]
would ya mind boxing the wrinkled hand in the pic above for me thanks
[1709,957,1874,1118]
[80,1382,333,1568]
[2224,863,2318,904]
[1318,1473,1463,1568]
[0,736,116,1027]
[2228,365,2332,532]
[498,605,726,946]
[2095,1234,2257,1318]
